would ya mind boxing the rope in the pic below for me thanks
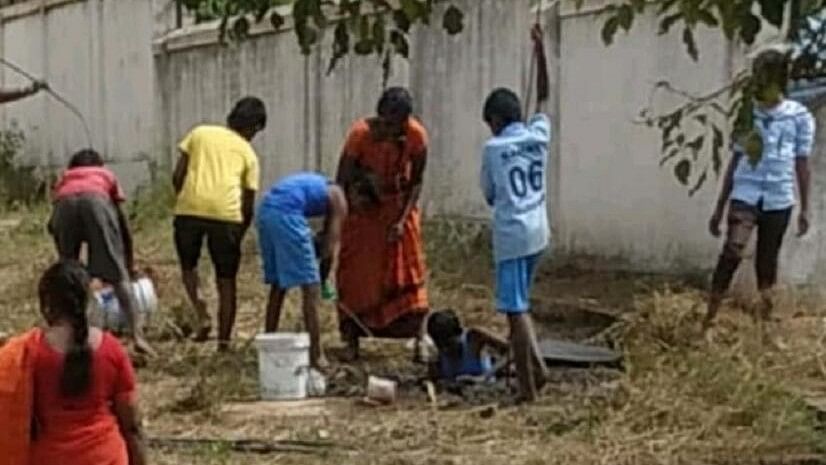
[0,58,93,150]
[523,0,546,119]
[336,301,375,338]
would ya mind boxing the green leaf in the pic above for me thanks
[218,13,229,44]
[373,16,387,53]
[354,39,374,55]
[342,0,360,16]
[617,4,634,31]
[659,13,683,35]
[602,16,620,45]
[660,147,681,167]
[674,159,691,185]
[391,30,409,59]
[716,1,737,40]
[712,126,724,175]
[739,13,761,45]
[327,21,351,74]
[382,49,393,87]
[392,9,412,33]
[255,3,269,22]
[312,11,328,29]
[658,0,679,14]
[270,11,285,30]
[689,169,708,196]
[400,0,424,21]
[696,9,719,27]
[443,4,464,35]
[662,136,675,152]
[687,135,705,159]
[662,111,682,141]
[233,17,250,39]
[682,27,698,61]
[296,22,319,54]
[758,0,785,27]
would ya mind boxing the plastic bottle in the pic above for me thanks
[321,281,337,301]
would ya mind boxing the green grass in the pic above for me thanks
[1,180,825,465]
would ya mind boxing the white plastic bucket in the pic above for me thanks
[255,333,311,400]
[93,277,157,331]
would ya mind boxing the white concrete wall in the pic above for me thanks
[557,3,732,271]
[0,0,156,194]
[3,0,824,286]
[154,0,539,218]
[556,2,826,287]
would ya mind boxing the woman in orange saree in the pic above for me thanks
[335,87,429,360]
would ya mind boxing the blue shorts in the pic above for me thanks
[496,253,542,314]
[257,209,320,289]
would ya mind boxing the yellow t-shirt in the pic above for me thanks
[175,125,260,223]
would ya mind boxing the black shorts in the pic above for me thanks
[173,216,244,279]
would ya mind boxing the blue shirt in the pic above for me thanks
[260,172,330,217]
[437,331,494,381]
[480,114,551,263]
[731,99,815,211]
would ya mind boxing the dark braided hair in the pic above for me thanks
[38,261,93,397]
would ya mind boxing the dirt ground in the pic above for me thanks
[2,199,826,465]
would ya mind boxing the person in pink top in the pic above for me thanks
[48,149,155,356]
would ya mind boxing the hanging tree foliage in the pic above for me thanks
[178,0,826,195]
[595,0,826,195]
[177,0,466,82]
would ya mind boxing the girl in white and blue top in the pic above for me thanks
[706,50,816,327]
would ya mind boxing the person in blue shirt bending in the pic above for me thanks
[480,88,551,402]
[257,169,380,368]
[706,50,816,329]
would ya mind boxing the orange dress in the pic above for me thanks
[337,118,430,338]
[0,329,40,465]
[29,333,136,465]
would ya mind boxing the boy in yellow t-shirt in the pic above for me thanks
[172,96,267,350]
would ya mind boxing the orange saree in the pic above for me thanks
[0,329,40,465]
[336,118,430,339]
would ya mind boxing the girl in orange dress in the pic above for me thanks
[30,261,146,465]
[335,87,430,360]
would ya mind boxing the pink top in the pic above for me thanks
[53,167,125,203]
